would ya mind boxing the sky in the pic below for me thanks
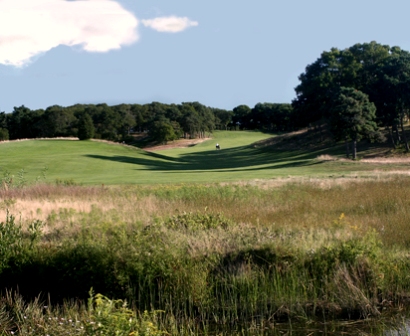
[1,0,410,113]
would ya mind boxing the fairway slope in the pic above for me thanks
[1,131,409,185]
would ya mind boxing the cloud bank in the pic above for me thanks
[142,16,199,33]
[0,0,139,67]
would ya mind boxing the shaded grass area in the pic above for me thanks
[2,178,410,334]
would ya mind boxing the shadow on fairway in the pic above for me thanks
[85,144,343,172]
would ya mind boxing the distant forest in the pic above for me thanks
[2,41,410,158]
[0,101,294,144]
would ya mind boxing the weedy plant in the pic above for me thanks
[164,210,233,231]
[85,290,163,336]
[0,291,165,336]
[2,177,410,334]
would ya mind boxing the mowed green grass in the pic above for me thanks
[0,131,407,185]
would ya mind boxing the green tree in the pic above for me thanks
[292,41,391,129]
[372,50,410,151]
[0,128,9,141]
[329,87,383,159]
[8,105,40,139]
[149,119,178,144]
[112,104,137,139]
[232,105,251,129]
[77,113,95,140]
[0,112,9,140]
[131,104,149,132]
[212,108,233,130]
[181,102,215,138]
[179,104,201,138]
[39,105,76,138]
[251,103,294,131]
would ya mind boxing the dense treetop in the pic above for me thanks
[0,101,294,144]
[292,41,410,152]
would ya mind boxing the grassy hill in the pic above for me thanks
[0,130,409,185]
[3,130,410,335]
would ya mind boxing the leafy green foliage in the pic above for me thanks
[292,41,410,153]
[0,128,9,141]
[0,211,43,272]
[77,113,95,140]
[0,291,164,336]
[85,291,162,336]
[0,212,24,271]
[329,87,382,142]
[149,118,179,144]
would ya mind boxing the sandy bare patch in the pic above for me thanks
[144,138,211,151]
[317,154,341,161]
[361,157,410,163]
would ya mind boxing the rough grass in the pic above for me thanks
[2,176,410,246]
[2,178,410,333]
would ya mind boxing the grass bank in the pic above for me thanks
[2,177,410,334]
[2,130,410,186]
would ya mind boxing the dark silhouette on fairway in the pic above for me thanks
[85,143,340,173]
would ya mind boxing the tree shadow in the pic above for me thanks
[85,144,340,173]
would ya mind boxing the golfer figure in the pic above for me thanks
[216,143,220,150]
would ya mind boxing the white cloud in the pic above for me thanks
[142,16,198,33]
[0,0,139,67]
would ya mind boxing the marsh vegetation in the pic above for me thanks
[2,175,410,334]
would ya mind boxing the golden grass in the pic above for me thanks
[361,157,410,163]
[0,137,78,144]
[221,171,410,190]
[3,178,410,331]
[1,175,410,247]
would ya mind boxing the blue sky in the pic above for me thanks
[1,0,410,113]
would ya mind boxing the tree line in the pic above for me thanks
[2,40,409,156]
[0,101,294,144]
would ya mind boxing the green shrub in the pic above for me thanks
[85,291,163,336]
[164,210,233,231]
[55,178,79,186]
[0,212,25,271]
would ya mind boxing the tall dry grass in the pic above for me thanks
[1,176,410,246]
[2,177,410,334]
